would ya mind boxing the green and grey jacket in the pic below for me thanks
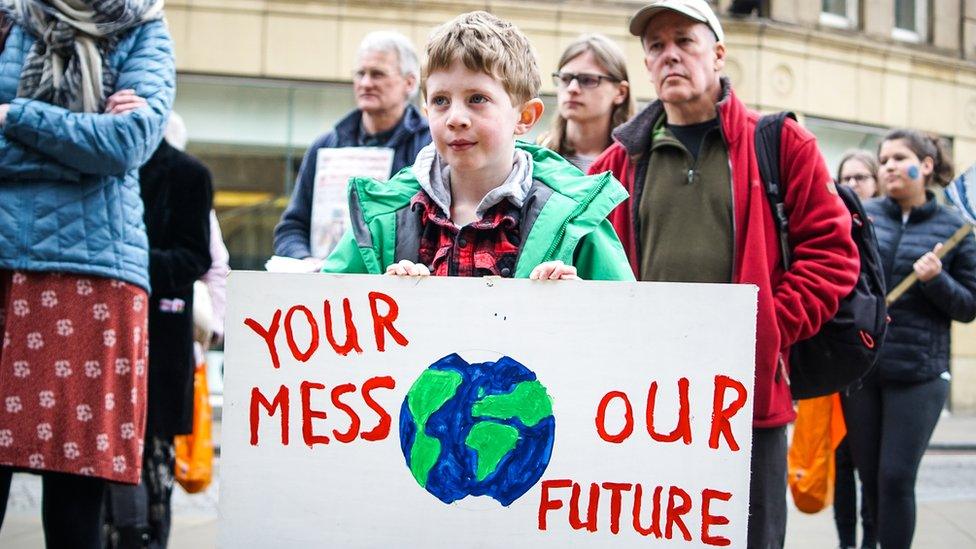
[321,142,635,281]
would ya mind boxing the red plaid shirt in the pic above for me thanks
[411,190,521,277]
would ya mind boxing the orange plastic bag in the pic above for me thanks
[787,393,846,513]
[174,361,214,493]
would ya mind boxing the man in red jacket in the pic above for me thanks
[589,1,859,546]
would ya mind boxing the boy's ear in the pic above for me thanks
[514,98,545,136]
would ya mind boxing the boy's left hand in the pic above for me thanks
[530,260,579,280]
[385,260,431,277]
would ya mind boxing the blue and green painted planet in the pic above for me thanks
[398,354,555,506]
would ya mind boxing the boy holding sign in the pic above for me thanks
[321,11,634,281]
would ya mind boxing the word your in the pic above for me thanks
[244,291,409,369]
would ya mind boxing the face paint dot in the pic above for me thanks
[907,165,920,180]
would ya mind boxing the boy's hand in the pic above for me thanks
[385,260,430,277]
[530,260,579,280]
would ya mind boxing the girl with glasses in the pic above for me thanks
[538,34,634,173]
[837,149,882,201]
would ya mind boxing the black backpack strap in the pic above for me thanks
[755,111,797,270]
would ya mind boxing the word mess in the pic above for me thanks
[250,376,396,447]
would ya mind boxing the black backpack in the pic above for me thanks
[755,112,888,399]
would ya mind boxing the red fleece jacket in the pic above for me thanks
[590,82,859,428]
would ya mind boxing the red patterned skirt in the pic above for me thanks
[0,271,148,484]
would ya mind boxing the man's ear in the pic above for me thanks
[514,98,545,136]
[404,73,418,100]
[714,42,726,73]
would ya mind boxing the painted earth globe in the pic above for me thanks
[398,353,555,506]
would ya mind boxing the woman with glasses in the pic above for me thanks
[538,34,634,173]
[838,149,883,201]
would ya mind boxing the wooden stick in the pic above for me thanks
[886,223,975,306]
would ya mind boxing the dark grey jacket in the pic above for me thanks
[273,104,431,259]
[866,194,976,382]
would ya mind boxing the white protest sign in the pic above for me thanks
[309,147,395,259]
[219,273,758,547]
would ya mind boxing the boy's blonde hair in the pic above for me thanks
[422,11,541,105]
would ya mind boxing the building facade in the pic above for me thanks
[165,0,976,409]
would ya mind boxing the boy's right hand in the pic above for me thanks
[385,260,430,277]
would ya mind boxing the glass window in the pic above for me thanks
[822,0,847,17]
[820,0,857,28]
[895,0,916,31]
[803,117,886,178]
[172,75,360,269]
[893,0,927,42]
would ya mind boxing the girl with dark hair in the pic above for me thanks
[538,34,633,173]
[843,129,976,549]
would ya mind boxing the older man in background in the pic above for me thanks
[273,31,431,265]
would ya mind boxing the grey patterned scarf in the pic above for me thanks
[0,0,163,112]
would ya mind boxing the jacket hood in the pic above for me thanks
[410,143,534,218]
[612,76,734,156]
[348,140,628,227]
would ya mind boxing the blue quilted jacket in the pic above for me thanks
[0,20,175,292]
[866,194,976,382]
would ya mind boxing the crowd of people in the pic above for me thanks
[1,0,975,547]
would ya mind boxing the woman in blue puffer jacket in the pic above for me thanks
[843,129,976,549]
[0,0,174,546]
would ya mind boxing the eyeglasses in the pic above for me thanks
[353,69,393,82]
[840,174,874,184]
[552,71,620,89]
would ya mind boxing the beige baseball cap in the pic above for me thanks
[629,0,725,43]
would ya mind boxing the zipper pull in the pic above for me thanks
[687,169,695,185]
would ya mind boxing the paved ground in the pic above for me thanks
[2,413,975,547]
